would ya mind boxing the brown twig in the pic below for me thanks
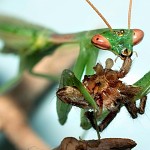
[0,96,51,150]
[54,137,137,150]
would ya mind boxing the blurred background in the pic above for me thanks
[0,0,149,149]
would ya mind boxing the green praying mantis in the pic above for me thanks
[0,0,143,93]
[0,0,149,131]
[56,0,150,131]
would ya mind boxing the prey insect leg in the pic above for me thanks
[85,111,97,130]
[86,106,121,132]
[138,95,147,114]
[118,57,132,78]
[124,96,147,118]
[124,101,138,118]
[98,107,121,132]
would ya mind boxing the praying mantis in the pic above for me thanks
[0,0,143,94]
[0,0,149,132]
[56,0,149,130]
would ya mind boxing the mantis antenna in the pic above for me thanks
[86,0,113,31]
[128,0,132,29]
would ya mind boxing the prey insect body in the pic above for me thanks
[56,0,146,126]
[57,57,147,131]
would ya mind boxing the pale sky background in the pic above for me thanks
[0,0,150,149]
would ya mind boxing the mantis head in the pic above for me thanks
[91,29,144,59]
[86,0,144,59]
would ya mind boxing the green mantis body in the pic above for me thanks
[0,15,138,93]
[0,15,148,130]
[0,15,98,93]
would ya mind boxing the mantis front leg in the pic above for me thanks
[73,40,99,80]
[57,40,99,125]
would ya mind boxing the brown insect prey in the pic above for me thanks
[57,57,147,131]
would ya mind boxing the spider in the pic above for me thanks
[57,57,147,132]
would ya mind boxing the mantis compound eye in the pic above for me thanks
[133,29,144,45]
[91,34,111,50]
